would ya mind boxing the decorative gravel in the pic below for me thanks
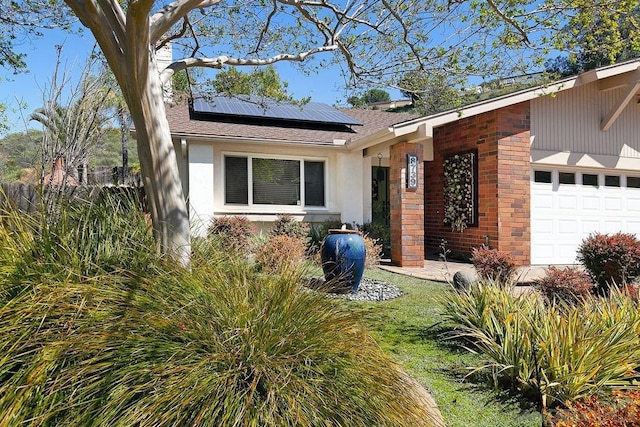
[306,277,403,301]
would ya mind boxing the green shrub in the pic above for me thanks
[534,266,594,305]
[360,222,390,256]
[470,245,517,285]
[270,214,310,242]
[307,219,346,253]
[441,281,541,391]
[0,205,441,426]
[546,390,640,426]
[207,215,253,252]
[254,234,307,275]
[577,232,640,292]
[0,189,156,289]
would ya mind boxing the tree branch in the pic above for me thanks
[159,45,338,84]
[63,1,124,79]
[251,0,279,54]
[96,0,126,44]
[486,0,530,45]
[149,0,222,45]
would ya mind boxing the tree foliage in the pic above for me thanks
[2,0,639,264]
[546,3,640,76]
[347,89,391,108]
[207,65,293,102]
[398,70,466,115]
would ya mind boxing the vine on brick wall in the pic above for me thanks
[443,152,475,232]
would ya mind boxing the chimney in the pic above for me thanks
[156,42,173,102]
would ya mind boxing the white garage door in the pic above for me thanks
[531,169,640,265]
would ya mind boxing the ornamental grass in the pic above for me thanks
[0,196,440,426]
[441,281,640,408]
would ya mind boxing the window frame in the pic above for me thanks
[223,152,328,210]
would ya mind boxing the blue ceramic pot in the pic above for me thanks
[321,230,366,293]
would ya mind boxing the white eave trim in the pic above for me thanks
[169,132,350,149]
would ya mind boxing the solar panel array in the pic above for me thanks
[191,96,362,126]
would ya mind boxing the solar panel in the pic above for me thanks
[191,95,362,126]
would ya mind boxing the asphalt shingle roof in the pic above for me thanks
[164,102,417,146]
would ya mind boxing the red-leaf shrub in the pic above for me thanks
[207,215,253,252]
[547,390,640,427]
[470,246,516,284]
[534,266,595,305]
[577,232,640,291]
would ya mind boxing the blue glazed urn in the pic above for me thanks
[321,229,366,293]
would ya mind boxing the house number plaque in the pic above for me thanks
[407,154,418,189]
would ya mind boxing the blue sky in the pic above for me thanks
[0,27,399,135]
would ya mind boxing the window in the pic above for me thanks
[628,176,640,188]
[605,175,620,187]
[225,155,325,207]
[225,156,248,204]
[559,172,575,185]
[582,173,598,187]
[253,158,300,205]
[534,170,552,183]
[304,161,325,206]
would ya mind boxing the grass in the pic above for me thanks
[0,199,442,426]
[356,268,543,427]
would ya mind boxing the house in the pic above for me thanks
[165,58,640,267]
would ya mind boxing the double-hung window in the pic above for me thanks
[224,155,325,207]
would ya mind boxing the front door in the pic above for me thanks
[372,166,390,225]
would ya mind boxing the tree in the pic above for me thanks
[546,5,640,77]
[31,50,113,214]
[398,71,466,115]
[209,65,293,102]
[5,1,639,266]
[347,89,390,108]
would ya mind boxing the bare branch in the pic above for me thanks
[380,0,425,70]
[251,0,279,55]
[486,0,530,45]
[159,45,338,84]
[150,0,222,44]
[157,16,190,50]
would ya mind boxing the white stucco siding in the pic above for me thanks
[187,143,215,236]
[185,140,351,225]
[336,151,364,226]
[531,82,640,159]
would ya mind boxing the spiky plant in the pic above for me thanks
[442,282,640,407]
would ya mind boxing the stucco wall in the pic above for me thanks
[182,139,362,236]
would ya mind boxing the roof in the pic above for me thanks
[165,102,416,146]
[191,96,363,127]
[389,58,640,138]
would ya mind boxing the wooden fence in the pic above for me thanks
[1,183,146,214]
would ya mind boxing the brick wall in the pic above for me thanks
[424,102,531,265]
[390,142,424,267]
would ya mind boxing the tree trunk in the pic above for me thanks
[126,58,191,267]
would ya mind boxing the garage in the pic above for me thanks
[531,168,640,265]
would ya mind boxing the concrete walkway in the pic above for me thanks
[378,258,553,285]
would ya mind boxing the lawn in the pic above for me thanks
[355,267,543,427]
